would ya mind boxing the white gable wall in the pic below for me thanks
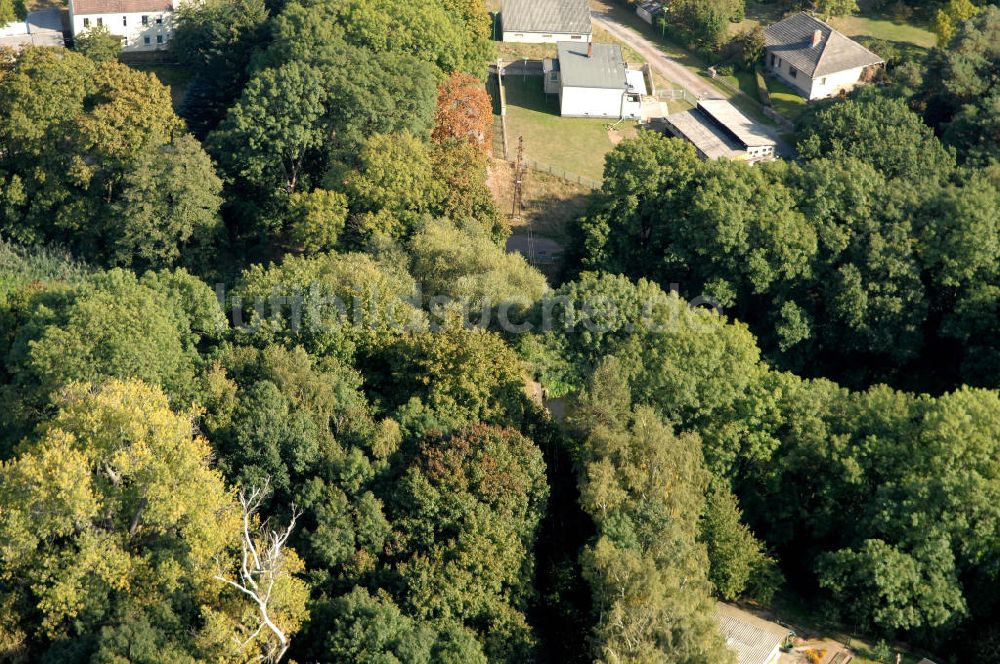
[503,30,590,43]
[560,86,641,119]
[808,64,870,99]
[766,49,874,100]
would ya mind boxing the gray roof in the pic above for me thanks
[665,110,745,160]
[763,12,883,78]
[698,99,778,148]
[556,41,628,90]
[716,603,791,664]
[501,0,592,35]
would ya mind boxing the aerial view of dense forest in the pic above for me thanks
[0,0,997,661]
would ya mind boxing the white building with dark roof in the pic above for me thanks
[69,0,180,51]
[501,0,592,43]
[763,12,883,100]
[549,42,646,119]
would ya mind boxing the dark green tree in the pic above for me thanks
[172,0,270,136]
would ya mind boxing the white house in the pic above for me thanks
[548,42,646,119]
[763,12,883,100]
[68,0,180,52]
[501,0,591,43]
[665,99,779,162]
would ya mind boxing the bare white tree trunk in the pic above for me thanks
[215,478,302,664]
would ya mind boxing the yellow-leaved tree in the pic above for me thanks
[0,379,308,663]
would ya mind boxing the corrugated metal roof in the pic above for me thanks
[557,41,628,89]
[665,109,745,160]
[763,12,882,78]
[501,0,592,35]
[698,99,778,148]
[716,603,791,664]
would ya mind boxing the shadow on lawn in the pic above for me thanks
[503,76,560,116]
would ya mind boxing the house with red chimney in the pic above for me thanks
[763,12,883,100]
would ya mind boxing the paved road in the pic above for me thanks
[592,11,723,100]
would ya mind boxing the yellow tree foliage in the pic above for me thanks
[933,0,980,45]
[0,379,309,661]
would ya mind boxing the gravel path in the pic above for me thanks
[592,11,724,100]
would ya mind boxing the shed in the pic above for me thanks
[664,99,778,162]
[501,0,592,43]
[636,0,662,25]
[716,603,792,664]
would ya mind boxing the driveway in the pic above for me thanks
[26,9,65,46]
[591,11,723,99]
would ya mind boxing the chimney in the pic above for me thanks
[812,30,823,47]
[587,42,593,58]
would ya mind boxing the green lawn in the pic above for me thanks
[766,76,808,123]
[501,75,635,182]
[740,0,935,50]
[828,14,936,49]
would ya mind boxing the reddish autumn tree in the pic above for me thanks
[432,72,494,153]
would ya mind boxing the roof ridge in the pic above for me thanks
[798,10,884,63]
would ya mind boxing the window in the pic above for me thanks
[122,16,127,25]
[789,66,797,78]
[142,14,148,24]
[549,71,558,81]
[820,77,827,85]
[155,16,162,24]
[571,35,583,39]
[96,17,103,26]
[770,54,775,67]
[513,33,523,37]
[156,34,163,43]
[627,94,640,102]
[83,17,89,26]
[542,34,553,38]
[144,35,150,44]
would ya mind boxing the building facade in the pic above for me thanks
[501,0,592,43]
[69,0,178,52]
